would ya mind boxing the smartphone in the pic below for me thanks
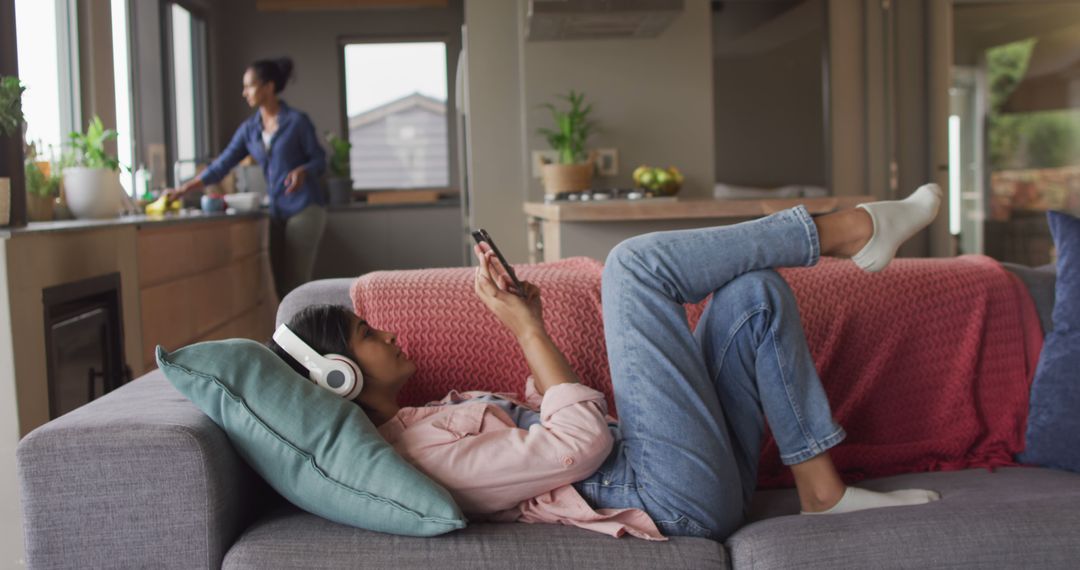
[471,228,526,297]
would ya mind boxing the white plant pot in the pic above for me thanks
[63,167,123,219]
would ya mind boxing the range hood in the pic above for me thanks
[526,0,685,41]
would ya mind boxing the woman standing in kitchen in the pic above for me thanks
[167,57,327,300]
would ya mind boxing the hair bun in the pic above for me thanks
[276,57,295,86]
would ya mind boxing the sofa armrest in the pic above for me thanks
[17,370,264,569]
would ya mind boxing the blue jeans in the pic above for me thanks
[572,206,846,541]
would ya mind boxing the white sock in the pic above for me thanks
[852,183,943,272]
[801,486,941,515]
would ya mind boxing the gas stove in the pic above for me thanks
[544,188,676,203]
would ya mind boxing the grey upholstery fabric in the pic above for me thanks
[729,467,1080,569]
[17,264,1068,570]
[17,371,267,569]
[1002,262,1057,335]
[275,277,354,326]
[223,504,727,569]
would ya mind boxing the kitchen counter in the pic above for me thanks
[523,195,869,222]
[523,195,874,263]
[0,209,266,238]
[0,198,466,239]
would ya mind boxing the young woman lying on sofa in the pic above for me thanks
[268,184,945,542]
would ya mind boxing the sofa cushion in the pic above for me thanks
[156,339,466,537]
[1019,210,1080,474]
[223,505,726,570]
[728,467,1080,568]
[1001,262,1057,335]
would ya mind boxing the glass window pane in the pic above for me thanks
[343,42,449,190]
[112,0,134,195]
[15,0,63,155]
[172,4,197,182]
[953,3,1080,266]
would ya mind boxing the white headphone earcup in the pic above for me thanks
[324,354,364,400]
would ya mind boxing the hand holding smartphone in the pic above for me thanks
[471,228,526,297]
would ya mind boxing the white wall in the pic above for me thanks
[464,0,716,262]
[462,0,530,262]
[521,0,715,202]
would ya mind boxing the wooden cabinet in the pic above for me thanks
[136,217,276,371]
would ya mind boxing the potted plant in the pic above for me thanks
[537,90,597,195]
[63,115,123,219]
[0,75,25,226]
[325,132,353,205]
[24,142,60,221]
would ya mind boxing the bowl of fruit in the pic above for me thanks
[632,165,684,196]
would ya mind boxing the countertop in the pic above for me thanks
[1,198,463,238]
[0,209,267,238]
[523,195,873,222]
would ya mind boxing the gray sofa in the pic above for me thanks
[17,265,1080,569]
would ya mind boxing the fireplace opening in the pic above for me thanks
[42,273,131,419]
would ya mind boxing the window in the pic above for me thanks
[952,2,1080,266]
[166,3,209,185]
[111,0,134,195]
[15,0,80,159]
[341,41,449,190]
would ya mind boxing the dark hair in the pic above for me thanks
[248,57,294,94]
[267,304,355,377]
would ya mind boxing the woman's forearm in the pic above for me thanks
[516,327,580,395]
[183,177,206,194]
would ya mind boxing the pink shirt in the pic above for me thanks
[377,377,667,541]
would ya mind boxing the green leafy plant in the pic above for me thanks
[325,132,352,178]
[68,115,119,170]
[24,142,61,198]
[0,75,26,138]
[986,39,1080,170]
[24,162,60,199]
[537,90,596,165]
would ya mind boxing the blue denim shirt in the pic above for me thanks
[198,101,326,219]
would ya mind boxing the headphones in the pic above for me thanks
[272,323,364,400]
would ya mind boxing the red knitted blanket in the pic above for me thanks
[351,255,1043,488]
[687,256,1044,487]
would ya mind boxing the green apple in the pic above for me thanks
[639,169,656,189]
[632,165,650,186]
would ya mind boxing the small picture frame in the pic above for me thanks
[595,148,618,177]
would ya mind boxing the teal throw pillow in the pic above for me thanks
[156,339,466,536]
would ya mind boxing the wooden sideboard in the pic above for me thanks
[136,217,276,371]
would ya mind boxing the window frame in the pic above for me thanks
[336,34,455,194]
[161,0,211,187]
[111,0,138,196]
